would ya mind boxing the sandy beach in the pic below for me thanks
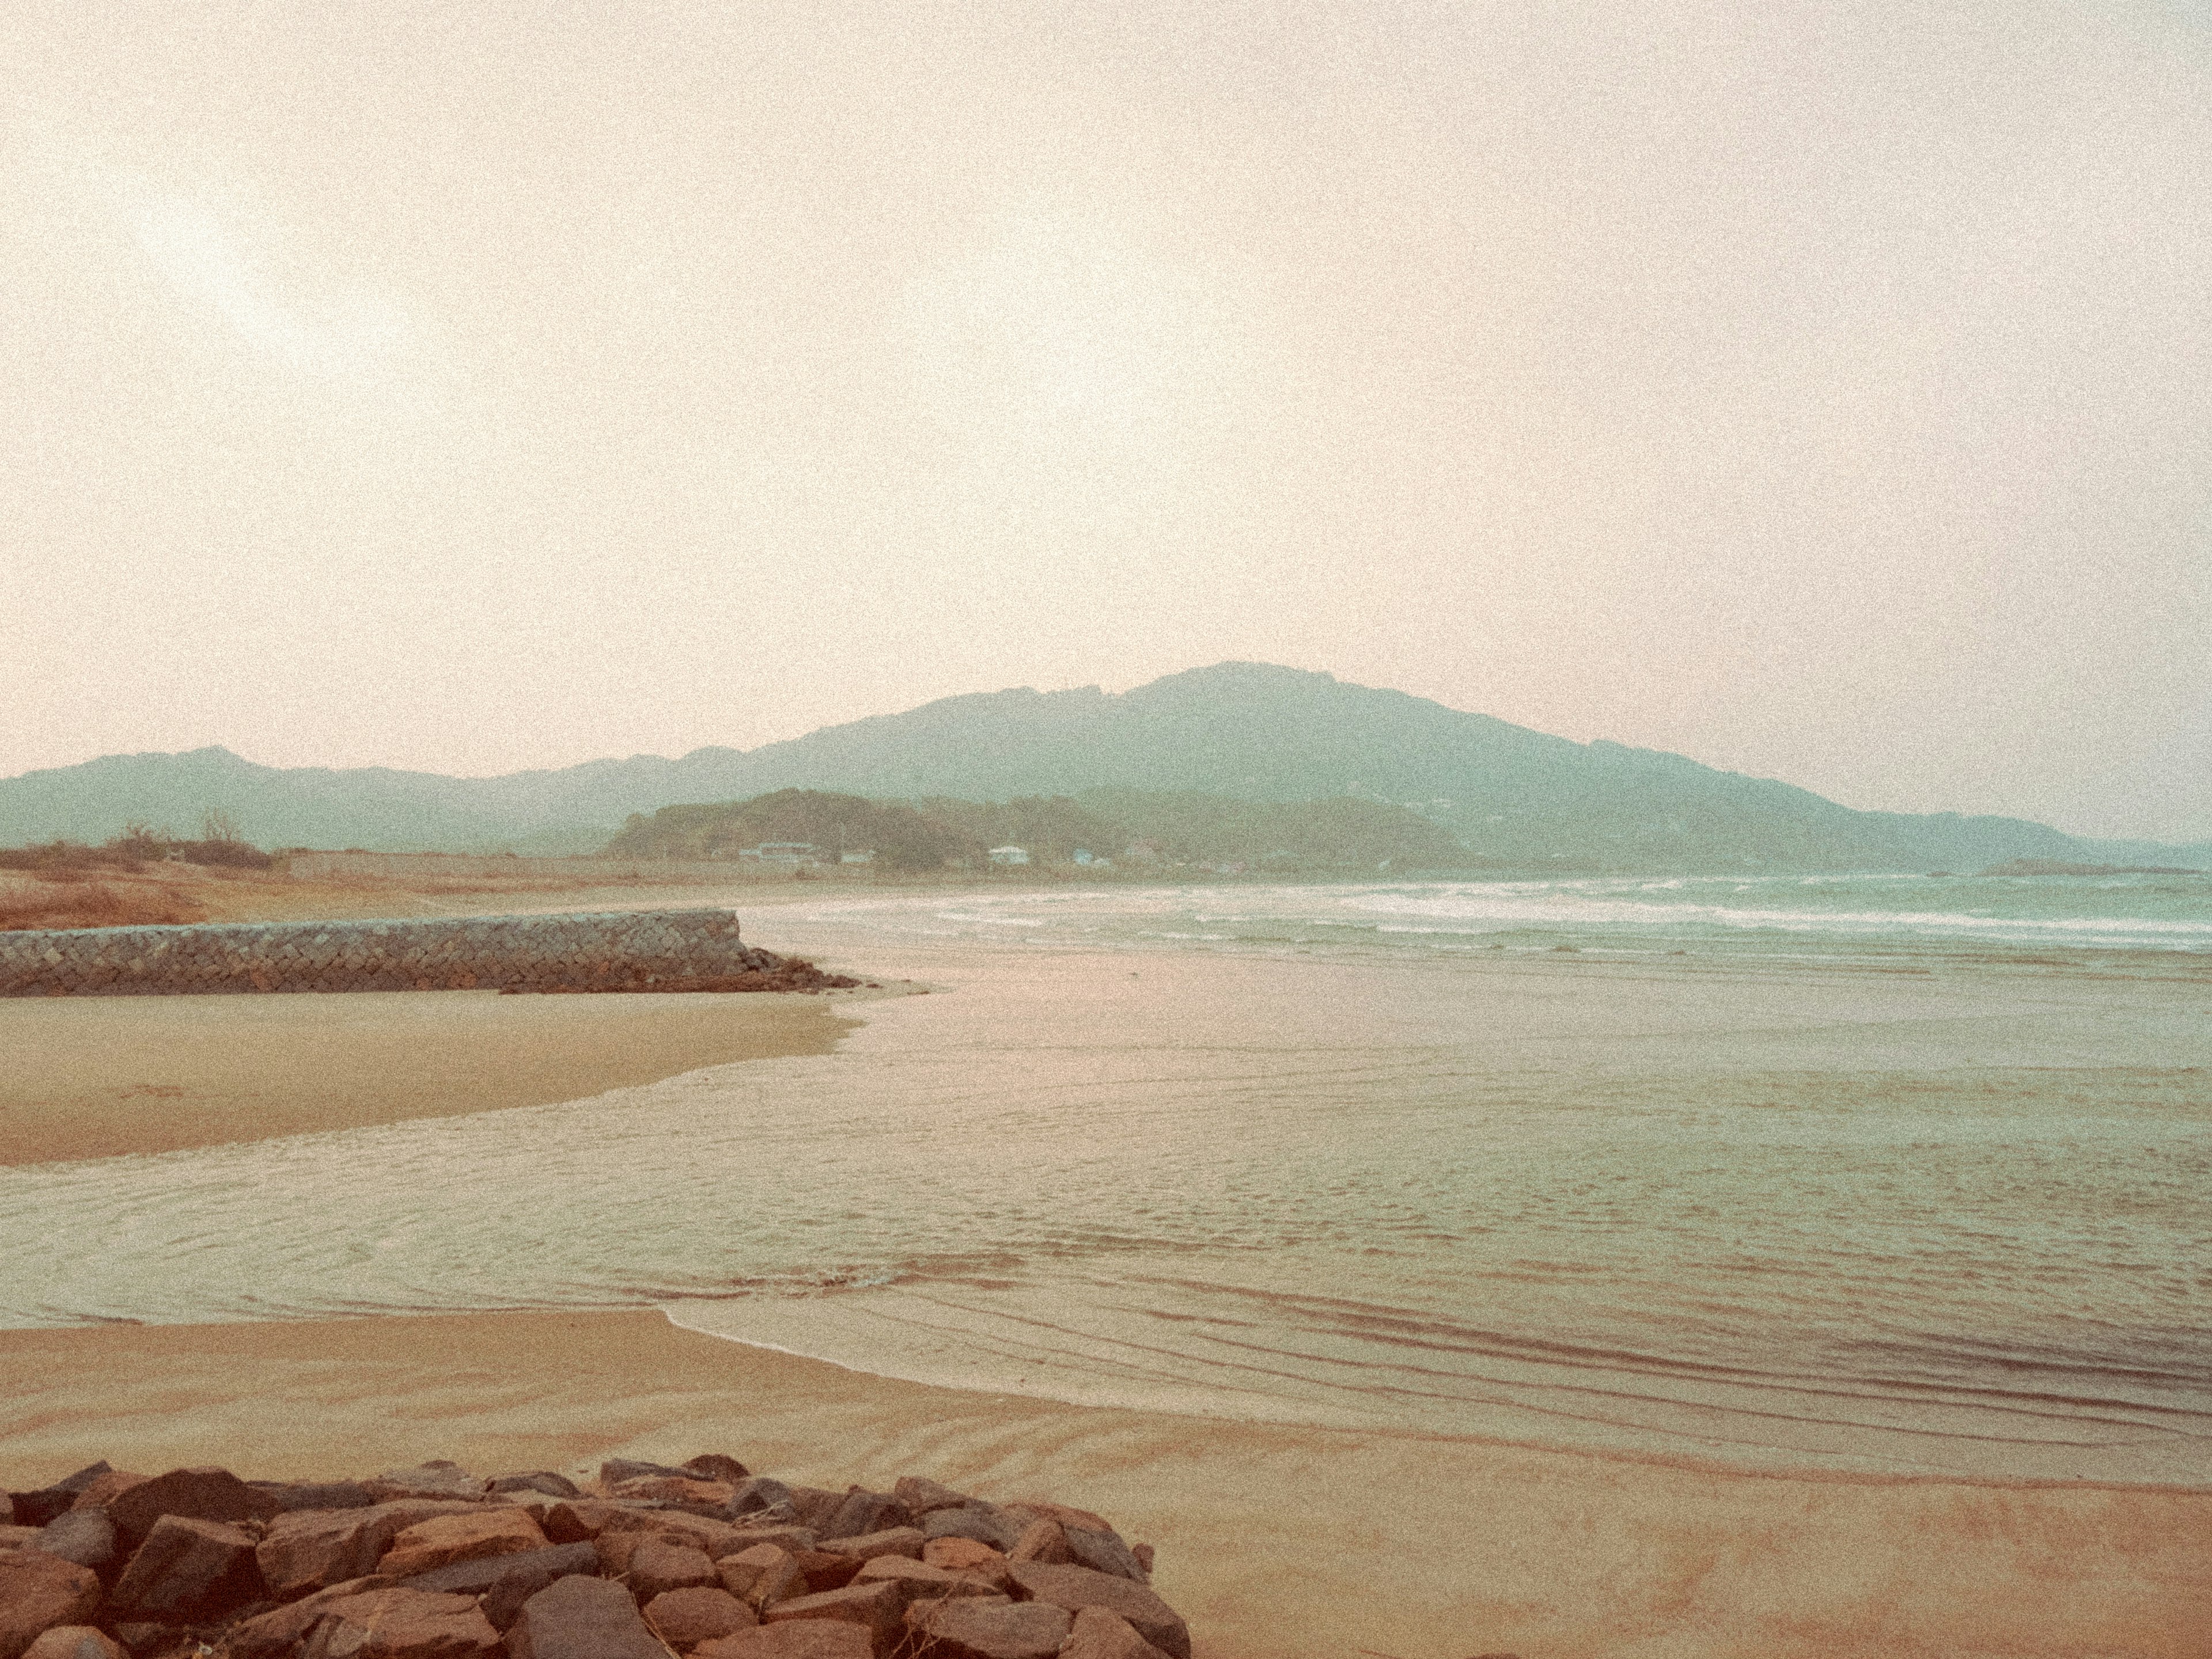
[0,986,866,1166]
[5,878,2207,1656]
[0,1310,2205,1659]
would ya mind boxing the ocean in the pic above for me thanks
[5,873,2207,1485]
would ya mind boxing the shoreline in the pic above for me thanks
[0,986,907,1167]
[1,1309,2206,1658]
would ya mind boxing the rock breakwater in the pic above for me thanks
[0,912,857,999]
[0,1455,1187,1659]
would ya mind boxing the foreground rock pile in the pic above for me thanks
[0,1457,1187,1659]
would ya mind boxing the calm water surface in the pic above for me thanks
[3,875,2207,1483]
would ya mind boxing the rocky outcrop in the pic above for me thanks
[0,1457,1183,1659]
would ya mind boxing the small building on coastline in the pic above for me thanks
[987,846,1031,866]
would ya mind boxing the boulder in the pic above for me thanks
[484,1474,578,1500]
[502,1575,665,1659]
[919,1509,1021,1554]
[27,1510,116,1574]
[298,1588,499,1658]
[851,1558,1002,1606]
[683,1455,751,1486]
[717,1524,816,1556]
[902,1598,1070,1659]
[815,1527,923,1563]
[625,1538,719,1601]
[760,1580,904,1652]
[220,1577,400,1659]
[7,1468,109,1532]
[790,1551,862,1594]
[364,1464,487,1503]
[1005,1521,1071,1566]
[5,1495,69,1532]
[782,1490,849,1534]
[376,1509,548,1578]
[478,1557,603,1633]
[252,1483,377,1513]
[533,1501,626,1544]
[998,1502,1113,1536]
[725,1478,796,1520]
[642,1585,755,1648]
[1057,1607,1175,1659]
[919,1539,1010,1587]
[65,1474,147,1517]
[889,1478,971,1516]
[0,1554,101,1659]
[694,1625,870,1659]
[1002,1565,1188,1659]
[717,1544,810,1611]
[999,1508,1144,1583]
[20,1631,122,1659]
[109,1516,264,1623]
[596,1459,695,1490]
[818,1492,910,1543]
[400,1541,597,1599]
[105,1469,282,1548]
[257,1501,483,1597]
[609,1476,735,1510]
[594,1506,746,1560]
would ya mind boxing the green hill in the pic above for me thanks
[6,663,2202,871]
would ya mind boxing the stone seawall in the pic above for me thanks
[0,910,770,998]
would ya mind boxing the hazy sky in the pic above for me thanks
[4,2,2207,840]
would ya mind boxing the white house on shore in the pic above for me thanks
[987,845,1031,866]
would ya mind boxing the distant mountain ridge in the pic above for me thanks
[2,663,2200,872]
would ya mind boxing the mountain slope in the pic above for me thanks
[1,663,2196,870]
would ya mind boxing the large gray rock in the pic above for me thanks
[726,1478,796,1519]
[890,1478,972,1516]
[903,1598,1071,1659]
[26,1510,115,1574]
[819,1491,911,1543]
[105,1468,282,1548]
[1002,1563,1189,1659]
[920,1508,1022,1553]
[109,1515,265,1622]
[503,1575,665,1659]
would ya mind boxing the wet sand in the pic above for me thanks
[0,1309,2203,1659]
[0,989,863,1165]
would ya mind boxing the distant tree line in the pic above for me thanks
[602,788,1486,874]
[0,810,273,872]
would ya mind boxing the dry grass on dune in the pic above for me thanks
[0,869,210,931]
